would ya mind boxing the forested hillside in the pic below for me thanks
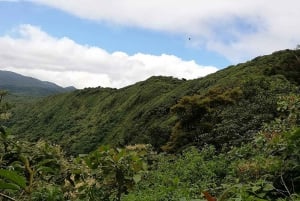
[0,70,75,98]
[1,49,300,200]
[9,49,300,154]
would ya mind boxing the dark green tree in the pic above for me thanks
[162,86,242,152]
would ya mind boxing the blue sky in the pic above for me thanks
[0,0,299,88]
[0,1,228,66]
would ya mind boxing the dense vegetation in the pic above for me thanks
[1,49,300,200]
[0,70,75,97]
[9,49,300,155]
[1,91,300,200]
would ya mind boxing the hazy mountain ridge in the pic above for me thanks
[9,49,300,154]
[0,70,76,97]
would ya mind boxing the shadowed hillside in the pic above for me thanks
[0,70,76,97]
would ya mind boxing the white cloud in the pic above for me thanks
[26,0,300,62]
[0,25,217,89]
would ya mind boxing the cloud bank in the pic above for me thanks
[28,0,300,62]
[0,25,217,88]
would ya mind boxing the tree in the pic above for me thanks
[162,86,242,152]
[84,145,149,201]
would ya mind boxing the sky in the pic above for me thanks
[0,1,300,89]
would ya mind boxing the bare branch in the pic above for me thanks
[0,192,17,201]
[280,173,292,199]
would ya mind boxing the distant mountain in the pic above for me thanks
[0,70,76,97]
[9,49,300,154]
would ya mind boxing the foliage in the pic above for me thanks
[0,139,150,200]
[10,76,184,154]
[81,145,149,201]
[162,86,242,152]
[0,70,75,97]
[0,92,300,200]
[162,75,295,153]
[123,94,300,201]
[123,146,230,201]
[1,49,300,200]
[0,117,150,201]
[9,50,300,155]
[263,49,300,85]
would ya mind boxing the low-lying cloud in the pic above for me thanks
[0,25,217,88]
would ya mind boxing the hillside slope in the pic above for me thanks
[9,49,300,154]
[0,70,76,97]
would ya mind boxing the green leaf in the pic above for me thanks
[257,192,266,197]
[0,169,26,188]
[251,185,261,192]
[0,180,20,190]
[263,183,274,191]
[37,158,57,166]
[142,162,148,170]
[133,174,142,184]
[37,166,56,174]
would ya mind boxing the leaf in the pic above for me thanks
[142,162,148,170]
[251,185,261,192]
[133,174,142,184]
[263,183,274,191]
[0,180,20,190]
[257,192,266,197]
[0,169,26,188]
[37,158,57,166]
[36,166,56,174]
